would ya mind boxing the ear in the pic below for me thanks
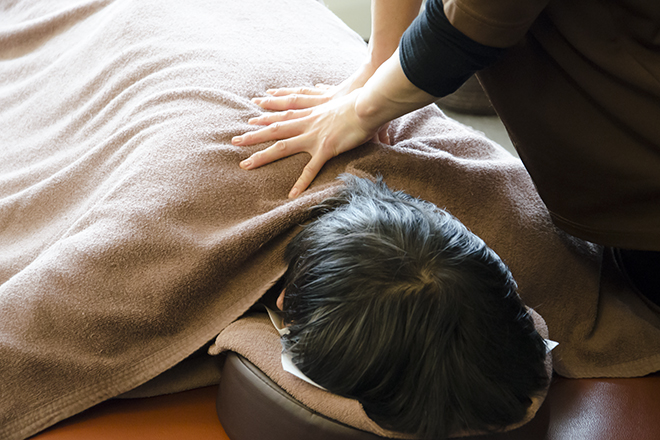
[276,289,286,311]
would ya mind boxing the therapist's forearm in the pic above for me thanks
[366,0,423,69]
[354,48,437,133]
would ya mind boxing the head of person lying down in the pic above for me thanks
[275,175,549,440]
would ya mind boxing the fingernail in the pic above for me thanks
[288,188,299,199]
[251,97,262,104]
[232,136,243,144]
[247,118,257,124]
[266,89,275,94]
[240,159,252,169]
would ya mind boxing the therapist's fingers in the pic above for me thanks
[238,135,309,170]
[248,108,313,126]
[287,152,332,198]
[236,89,376,198]
[232,119,304,147]
[376,123,391,145]
[252,93,331,111]
[266,86,326,96]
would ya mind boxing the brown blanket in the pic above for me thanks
[1,0,659,439]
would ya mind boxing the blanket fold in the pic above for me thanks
[1,0,659,439]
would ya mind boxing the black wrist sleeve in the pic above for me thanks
[399,0,507,97]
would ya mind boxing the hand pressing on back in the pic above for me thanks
[233,50,437,198]
[233,87,388,199]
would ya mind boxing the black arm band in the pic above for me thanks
[399,0,506,97]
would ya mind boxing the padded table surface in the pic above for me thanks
[217,353,660,440]
[31,361,660,440]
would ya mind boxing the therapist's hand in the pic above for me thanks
[232,89,387,199]
[254,62,379,112]
[256,0,424,114]
[234,49,437,199]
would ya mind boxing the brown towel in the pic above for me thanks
[1,0,659,439]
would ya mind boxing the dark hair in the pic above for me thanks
[280,175,548,439]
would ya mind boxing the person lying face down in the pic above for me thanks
[275,175,549,440]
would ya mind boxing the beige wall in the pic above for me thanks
[322,0,371,40]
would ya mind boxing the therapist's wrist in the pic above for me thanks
[352,87,393,135]
[366,46,395,71]
[353,55,436,133]
[350,61,379,91]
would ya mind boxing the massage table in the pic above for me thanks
[32,353,660,440]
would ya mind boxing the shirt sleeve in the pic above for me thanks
[444,0,550,48]
[399,0,506,97]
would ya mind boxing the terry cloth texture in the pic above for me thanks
[1,0,659,439]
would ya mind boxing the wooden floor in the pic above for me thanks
[32,386,230,440]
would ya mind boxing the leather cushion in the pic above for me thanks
[217,352,386,440]
[218,352,660,440]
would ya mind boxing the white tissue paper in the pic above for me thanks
[266,307,328,390]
